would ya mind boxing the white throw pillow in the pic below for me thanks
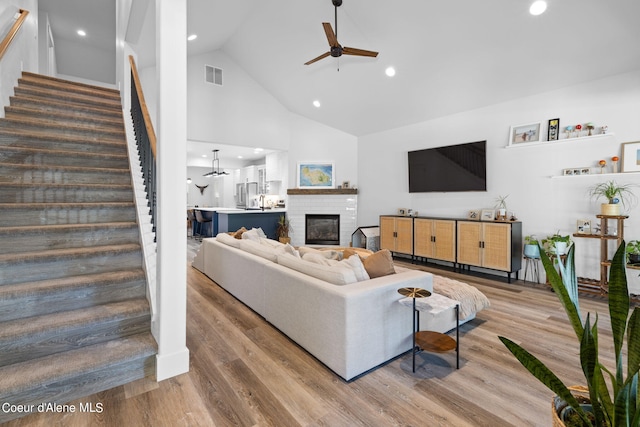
[298,246,342,260]
[302,252,333,265]
[341,254,370,281]
[277,253,357,285]
[216,232,242,248]
[281,243,300,258]
[242,227,266,241]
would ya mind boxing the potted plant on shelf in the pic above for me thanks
[542,232,572,256]
[276,214,291,244]
[499,242,640,427]
[588,180,636,216]
[494,194,509,220]
[626,240,640,264]
[523,235,541,259]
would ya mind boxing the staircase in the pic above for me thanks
[0,72,156,423]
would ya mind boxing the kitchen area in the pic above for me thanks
[187,146,288,239]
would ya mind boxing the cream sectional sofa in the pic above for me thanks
[192,233,471,381]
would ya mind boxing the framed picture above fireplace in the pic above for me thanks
[297,162,335,189]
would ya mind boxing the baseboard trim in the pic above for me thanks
[155,347,190,381]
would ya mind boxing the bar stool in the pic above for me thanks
[195,210,212,239]
[187,209,199,238]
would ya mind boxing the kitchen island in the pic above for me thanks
[190,207,286,239]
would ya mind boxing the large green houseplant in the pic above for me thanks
[499,242,640,426]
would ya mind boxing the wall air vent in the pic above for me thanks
[205,65,223,86]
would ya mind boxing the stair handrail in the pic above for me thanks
[0,9,29,62]
[129,55,157,233]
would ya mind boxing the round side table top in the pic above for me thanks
[397,287,431,298]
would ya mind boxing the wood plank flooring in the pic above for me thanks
[4,240,624,426]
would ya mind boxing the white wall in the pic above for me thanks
[54,37,115,84]
[358,69,640,280]
[0,0,38,111]
[186,50,290,151]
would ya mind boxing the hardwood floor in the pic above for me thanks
[5,239,623,426]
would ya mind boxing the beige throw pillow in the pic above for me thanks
[362,249,396,278]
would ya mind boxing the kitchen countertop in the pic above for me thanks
[189,207,286,214]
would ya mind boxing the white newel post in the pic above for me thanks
[154,0,190,381]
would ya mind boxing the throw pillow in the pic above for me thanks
[233,227,248,239]
[362,249,396,278]
[341,253,370,281]
[216,232,242,248]
[242,227,264,241]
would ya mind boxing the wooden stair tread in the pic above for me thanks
[0,243,141,263]
[0,332,156,394]
[20,72,120,96]
[0,116,125,135]
[9,94,123,118]
[0,144,128,160]
[0,161,130,174]
[0,222,137,234]
[0,127,126,144]
[0,298,150,341]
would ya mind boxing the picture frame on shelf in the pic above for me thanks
[547,118,560,141]
[342,181,350,189]
[621,141,640,172]
[576,219,591,234]
[562,167,591,176]
[297,162,335,189]
[509,122,541,145]
[467,210,480,220]
[397,208,407,216]
[480,209,495,221]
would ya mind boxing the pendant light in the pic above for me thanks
[203,149,229,177]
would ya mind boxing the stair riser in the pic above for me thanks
[14,86,121,111]
[0,133,126,155]
[5,109,124,130]
[0,278,146,322]
[0,119,125,140]
[0,226,140,254]
[0,248,143,286]
[17,77,120,102]
[0,167,131,185]
[0,148,128,169]
[0,314,150,366]
[9,97,123,120]
[0,354,154,423]
[0,206,136,227]
[0,186,134,203]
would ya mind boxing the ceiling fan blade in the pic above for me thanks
[304,51,331,65]
[342,46,379,58]
[322,22,339,47]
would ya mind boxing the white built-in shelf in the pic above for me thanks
[505,132,614,149]
[550,171,640,179]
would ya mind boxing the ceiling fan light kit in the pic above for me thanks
[304,0,378,66]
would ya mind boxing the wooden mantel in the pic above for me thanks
[287,188,358,195]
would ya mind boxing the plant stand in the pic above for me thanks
[572,215,628,296]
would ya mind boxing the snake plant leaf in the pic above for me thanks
[613,381,631,427]
[629,309,640,380]
[609,241,630,364]
[580,314,607,425]
[558,244,580,313]
[539,244,584,339]
[499,336,589,422]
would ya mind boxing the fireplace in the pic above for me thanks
[305,214,340,245]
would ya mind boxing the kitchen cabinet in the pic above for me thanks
[266,151,287,182]
[380,216,413,255]
[457,221,522,281]
[414,219,456,262]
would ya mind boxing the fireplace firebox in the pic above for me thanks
[305,214,340,245]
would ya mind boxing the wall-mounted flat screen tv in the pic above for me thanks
[408,141,487,193]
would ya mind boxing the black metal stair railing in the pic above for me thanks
[129,58,157,238]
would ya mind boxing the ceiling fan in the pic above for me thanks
[304,0,378,66]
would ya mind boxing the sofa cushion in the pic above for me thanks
[362,249,396,278]
[298,246,342,260]
[216,232,242,248]
[277,253,358,285]
[302,252,333,265]
[340,254,370,281]
[240,239,280,262]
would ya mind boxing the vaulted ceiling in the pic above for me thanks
[41,0,640,157]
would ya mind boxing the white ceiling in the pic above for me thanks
[40,0,640,166]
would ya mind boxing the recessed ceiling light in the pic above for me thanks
[187,34,198,41]
[237,155,243,159]
[385,67,396,77]
[254,148,264,153]
[77,29,86,37]
[313,100,321,108]
[202,154,207,158]
[529,0,547,15]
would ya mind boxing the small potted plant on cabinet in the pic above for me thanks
[588,180,636,216]
[523,235,541,258]
[276,215,291,244]
[494,194,509,221]
[626,240,640,264]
